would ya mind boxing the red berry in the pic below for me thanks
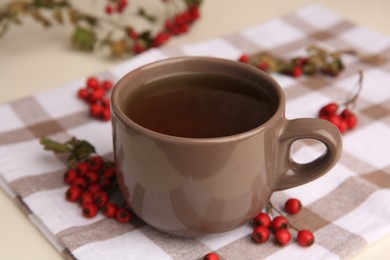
[72,177,87,190]
[101,97,110,108]
[189,6,200,20]
[102,80,113,91]
[203,252,220,260]
[293,66,303,78]
[337,119,348,134]
[89,88,106,103]
[274,229,291,246]
[239,54,249,63]
[103,167,116,181]
[82,203,99,218]
[258,62,269,71]
[65,186,82,202]
[79,191,94,207]
[253,212,271,228]
[128,30,138,40]
[85,171,100,184]
[116,207,131,223]
[88,156,104,171]
[78,88,89,100]
[88,183,102,194]
[271,216,289,231]
[284,198,302,215]
[153,32,171,47]
[90,103,103,118]
[319,102,339,117]
[76,162,89,175]
[64,169,78,184]
[103,203,118,218]
[86,77,100,89]
[94,191,109,207]
[297,229,315,247]
[328,114,347,134]
[341,109,358,129]
[133,44,143,54]
[105,4,113,14]
[252,226,270,243]
[101,108,111,121]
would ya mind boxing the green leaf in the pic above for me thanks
[72,26,96,51]
[68,140,96,162]
[40,138,72,153]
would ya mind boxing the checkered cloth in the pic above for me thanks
[1,4,390,259]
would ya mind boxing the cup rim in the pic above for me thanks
[111,56,286,144]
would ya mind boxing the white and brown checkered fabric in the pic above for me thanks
[1,4,390,260]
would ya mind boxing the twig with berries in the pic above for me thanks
[77,76,114,121]
[318,70,363,134]
[0,0,202,58]
[251,198,315,247]
[203,198,315,260]
[238,45,384,78]
[40,137,132,223]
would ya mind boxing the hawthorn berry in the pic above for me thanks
[274,229,291,246]
[105,4,114,15]
[253,212,271,228]
[64,169,78,184]
[203,252,220,260]
[88,156,104,171]
[284,198,302,215]
[65,186,82,202]
[252,226,270,244]
[239,54,249,63]
[319,102,339,118]
[103,203,118,218]
[89,88,106,103]
[101,108,111,121]
[79,191,94,207]
[297,230,315,247]
[102,80,114,91]
[86,77,99,89]
[85,171,100,184]
[88,183,102,194]
[341,109,358,129]
[271,216,289,231]
[90,103,103,118]
[258,62,269,71]
[76,162,89,175]
[293,66,303,78]
[72,177,87,190]
[116,207,131,223]
[78,88,89,100]
[94,191,109,207]
[82,203,99,218]
[103,167,116,181]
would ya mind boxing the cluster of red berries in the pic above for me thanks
[105,0,129,15]
[64,155,131,223]
[318,103,358,134]
[116,4,200,55]
[251,198,314,247]
[164,5,200,37]
[203,198,314,260]
[238,48,344,78]
[77,77,114,121]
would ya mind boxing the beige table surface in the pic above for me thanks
[1,0,390,259]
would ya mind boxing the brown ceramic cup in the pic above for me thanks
[111,57,342,237]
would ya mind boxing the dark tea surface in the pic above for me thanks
[124,73,276,138]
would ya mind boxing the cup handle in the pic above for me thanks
[274,118,343,191]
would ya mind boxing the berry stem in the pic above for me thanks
[342,70,364,109]
[267,202,300,231]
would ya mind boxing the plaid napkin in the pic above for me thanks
[1,4,390,260]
